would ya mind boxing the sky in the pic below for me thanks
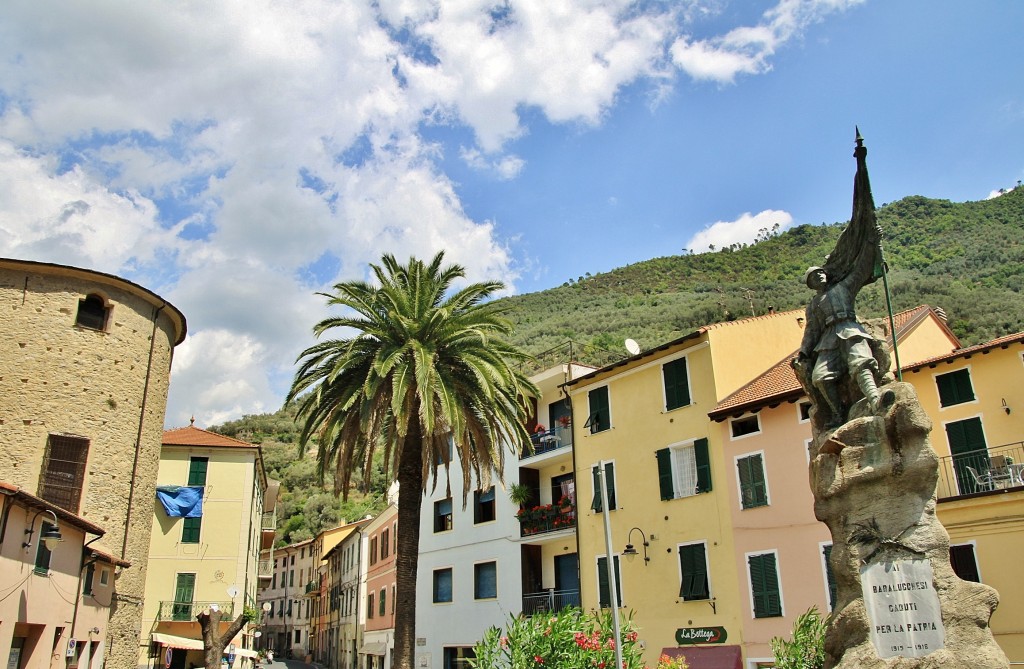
[1,1,1022,428]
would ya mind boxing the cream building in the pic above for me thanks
[0,258,185,669]
[139,425,270,669]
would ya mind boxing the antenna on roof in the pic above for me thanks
[624,338,641,356]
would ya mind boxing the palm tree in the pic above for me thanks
[287,252,537,669]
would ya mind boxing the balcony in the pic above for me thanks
[261,511,276,530]
[521,426,572,460]
[517,504,576,538]
[157,601,234,622]
[937,442,1024,500]
[258,559,273,580]
[304,580,318,595]
[522,589,581,616]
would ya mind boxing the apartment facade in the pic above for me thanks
[261,539,315,659]
[362,505,397,669]
[566,310,806,668]
[320,523,366,669]
[0,258,186,669]
[139,425,270,669]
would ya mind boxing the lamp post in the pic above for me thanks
[23,508,63,551]
[261,603,271,652]
[622,528,650,565]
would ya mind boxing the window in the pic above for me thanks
[181,516,202,544]
[367,593,374,618]
[590,462,616,512]
[295,630,301,644]
[799,401,812,422]
[433,568,453,603]
[949,543,980,582]
[596,555,622,608]
[822,544,837,611]
[83,561,95,595]
[656,438,712,500]
[98,566,110,587]
[474,562,497,599]
[391,584,396,614]
[736,452,769,509]
[187,457,208,486]
[38,434,89,513]
[272,572,277,589]
[937,369,975,407]
[946,417,989,494]
[585,386,610,433]
[290,555,295,566]
[75,294,109,331]
[443,648,476,669]
[474,487,496,524]
[379,587,386,617]
[678,543,709,601]
[33,521,57,575]
[748,552,783,618]
[434,498,453,532]
[173,573,196,621]
[289,570,294,587]
[369,537,378,565]
[730,414,761,438]
[663,357,691,411]
[381,529,389,559]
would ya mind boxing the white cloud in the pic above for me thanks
[0,0,859,425]
[687,209,794,252]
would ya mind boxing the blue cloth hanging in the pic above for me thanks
[156,485,204,518]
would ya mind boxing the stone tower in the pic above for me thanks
[0,258,186,669]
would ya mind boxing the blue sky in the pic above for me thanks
[1,0,1021,427]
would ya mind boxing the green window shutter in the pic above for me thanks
[737,454,767,508]
[588,387,610,433]
[597,556,622,608]
[694,438,712,493]
[949,544,980,583]
[749,553,782,618]
[656,448,674,500]
[591,463,616,512]
[937,369,975,407]
[188,457,209,486]
[823,544,837,611]
[663,358,691,411]
[678,544,709,600]
[182,516,202,544]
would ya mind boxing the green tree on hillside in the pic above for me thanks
[287,252,537,669]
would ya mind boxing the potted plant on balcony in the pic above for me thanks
[509,483,533,507]
[557,415,571,429]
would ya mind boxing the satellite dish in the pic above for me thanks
[227,585,239,598]
[624,338,640,355]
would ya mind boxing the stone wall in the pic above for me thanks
[0,260,184,669]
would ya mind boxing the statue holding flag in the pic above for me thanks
[793,130,890,429]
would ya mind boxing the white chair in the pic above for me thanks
[965,466,995,492]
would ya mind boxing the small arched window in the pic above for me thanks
[76,293,109,331]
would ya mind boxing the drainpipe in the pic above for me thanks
[122,303,165,560]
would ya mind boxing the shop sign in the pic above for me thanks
[674,627,728,645]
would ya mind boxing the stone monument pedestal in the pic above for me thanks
[810,382,1009,668]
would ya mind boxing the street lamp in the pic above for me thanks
[261,603,271,651]
[622,527,650,565]
[23,509,63,551]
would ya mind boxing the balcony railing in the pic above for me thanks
[937,442,1024,500]
[522,589,581,616]
[305,580,318,594]
[522,425,572,460]
[518,505,576,537]
[157,601,234,622]
[261,511,276,530]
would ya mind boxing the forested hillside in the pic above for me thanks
[213,188,1024,543]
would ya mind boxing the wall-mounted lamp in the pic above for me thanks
[89,628,100,635]
[1002,399,1011,415]
[23,509,62,551]
[622,527,650,565]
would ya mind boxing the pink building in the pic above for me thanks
[361,505,397,669]
[1,482,130,669]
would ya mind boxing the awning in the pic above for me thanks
[233,649,259,659]
[660,646,742,669]
[152,633,204,651]
[359,642,387,656]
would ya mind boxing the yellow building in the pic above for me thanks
[565,310,805,668]
[903,331,1024,661]
[139,425,271,669]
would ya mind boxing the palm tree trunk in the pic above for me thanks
[393,421,424,669]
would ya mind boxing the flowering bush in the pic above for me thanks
[471,607,686,669]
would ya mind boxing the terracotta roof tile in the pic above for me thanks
[904,331,1024,372]
[163,425,256,449]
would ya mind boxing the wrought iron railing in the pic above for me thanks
[522,589,581,616]
[261,511,276,530]
[157,600,235,621]
[936,442,1024,500]
[522,426,572,459]
[518,506,576,537]
[305,580,318,594]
